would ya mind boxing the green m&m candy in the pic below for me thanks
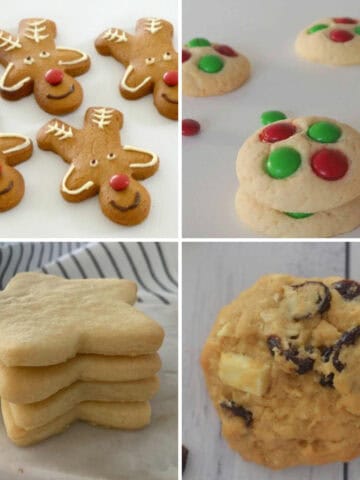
[198,55,224,73]
[265,147,301,179]
[261,110,287,126]
[307,121,342,143]
[307,24,329,34]
[285,212,314,219]
[187,38,211,47]
[355,26,360,35]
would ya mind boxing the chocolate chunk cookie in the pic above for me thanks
[201,274,360,469]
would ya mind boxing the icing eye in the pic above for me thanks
[163,52,172,61]
[39,51,50,58]
[24,56,35,65]
[107,153,116,160]
[145,57,155,65]
[90,159,99,167]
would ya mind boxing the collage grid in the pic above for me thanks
[2,0,360,479]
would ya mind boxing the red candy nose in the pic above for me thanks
[163,70,178,87]
[45,69,64,86]
[109,174,130,191]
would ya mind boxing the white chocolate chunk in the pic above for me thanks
[216,322,233,337]
[218,352,270,396]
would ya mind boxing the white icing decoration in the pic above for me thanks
[39,51,50,58]
[91,108,114,129]
[145,57,155,65]
[0,63,31,92]
[62,164,95,195]
[46,121,73,141]
[57,47,88,66]
[102,29,128,43]
[163,52,172,61]
[107,153,116,160]
[121,65,151,93]
[90,159,98,167]
[0,134,31,154]
[144,18,163,34]
[24,19,49,43]
[0,31,22,51]
[24,56,35,65]
[125,145,158,169]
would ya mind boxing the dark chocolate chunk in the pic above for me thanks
[332,325,360,372]
[266,335,283,355]
[284,347,314,374]
[182,445,189,474]
[332,280,360,300]
[290,282,331,320]
[319,373,334,388]
[220,400,253,427]
[320,345,333,363]
[267,336,314,374]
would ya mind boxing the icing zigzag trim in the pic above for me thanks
[103,29,128,43]
[46,121,73,141]
[91,108,114,129]
[24,19,49,43]
[144,18,163,34]
[0,31,22,51]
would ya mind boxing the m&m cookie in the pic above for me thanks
[235,188,360,238]
[296,17,360,65]
[235,113,360,237]
[182,37,250,96]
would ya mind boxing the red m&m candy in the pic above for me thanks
[182,119,200,136]
[259,123,297,143]
[213,45,238,57]
[333,17,357,24]
[45,69,64,86]
[182,49,191,62]
[163,71,178,87]
[329,29,354,42]
[311,148,348,181]
[109,174,130,191]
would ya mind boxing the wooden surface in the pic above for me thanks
[182,242,359,480]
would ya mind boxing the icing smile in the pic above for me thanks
[0,180,14,195]
[47,84,75,100]
[162,93,178,105]
[110,192,141,212]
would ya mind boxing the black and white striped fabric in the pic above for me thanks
[0,242,177,305]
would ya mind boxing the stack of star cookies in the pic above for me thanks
[0,273,164,446]
[235,115,360,237]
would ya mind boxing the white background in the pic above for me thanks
[183,0,360,238]
[183,242,360,480]
[0,0,178,238]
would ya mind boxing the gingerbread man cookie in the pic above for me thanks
[0,18,90,114]
[296,17,360,65]
[0,133,33,212]
[235,113,360,237]
[95,18,178,120]
[37,107,159,226]
[182,37,250,97]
